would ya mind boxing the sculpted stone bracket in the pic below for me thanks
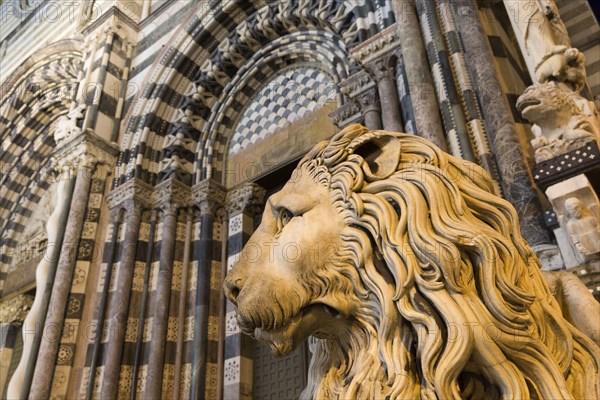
[0,294,34,326]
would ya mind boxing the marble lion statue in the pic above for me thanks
[224,124,599,399]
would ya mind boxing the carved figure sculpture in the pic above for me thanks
[224,124,599,399]
[53,103,86,144]
[503,0,582,87]
[564,197,600,261]
[516,81,599,162]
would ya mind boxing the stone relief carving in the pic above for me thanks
[564,197,600,262]
[53,104,86,145]
[11,183,57,267]
[503,0,576,86]
[516,81,600,162]
[224,125,600,399]
[507,0,600,164]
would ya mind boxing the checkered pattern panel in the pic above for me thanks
[229,67,336,155]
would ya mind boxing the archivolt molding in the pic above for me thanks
[117,0,385,189]
[0,43,83,268]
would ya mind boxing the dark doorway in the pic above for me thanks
[249,157,310,399]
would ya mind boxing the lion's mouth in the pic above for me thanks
[240,303,347,356]
[516,97,541,113]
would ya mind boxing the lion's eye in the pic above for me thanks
[277,208,294,233]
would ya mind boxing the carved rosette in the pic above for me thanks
[0,295,34,326]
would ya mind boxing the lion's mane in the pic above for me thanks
[297,125,599,399]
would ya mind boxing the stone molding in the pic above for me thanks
[0,294,34,326]
[339,71,377,99]
[225,183,267,217]
[329,102,362,128]
[350,24,401,66]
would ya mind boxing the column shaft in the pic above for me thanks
[191,212,215,400]
[377,74,404,132]
[30,166,93,399]
[100,204,143,399]
[453,0,551,246]
[394,0,447,150]
[145,207,179,398]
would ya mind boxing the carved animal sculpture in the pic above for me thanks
[516,81,599,162]
[224,124,599,399]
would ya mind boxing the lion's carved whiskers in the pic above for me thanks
[224,124,599,399]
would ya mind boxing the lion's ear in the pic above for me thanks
[351,133,402,181]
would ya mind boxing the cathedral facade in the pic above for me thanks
[0,0,599,398]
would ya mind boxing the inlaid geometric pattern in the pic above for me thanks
[230,67,336,155]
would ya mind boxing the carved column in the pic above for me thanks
[392,1,447,150]
[366,56,404,132]
[352,26,404,133]
[145,178,191,399]
[190,179,225,400]
[222,183,266,400]
[356,88,383,130]
[29,132,118,399]
[98,196,146,399]
[452,0,552,247]
[339,71,382,130]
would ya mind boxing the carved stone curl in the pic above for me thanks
[224,124,600,399]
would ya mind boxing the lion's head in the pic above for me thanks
[515,81,584,131]
[224,124,599,399]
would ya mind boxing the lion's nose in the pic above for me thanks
[223,277,242,306]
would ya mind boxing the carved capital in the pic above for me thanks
[225,183,266,217]
[154,177,192,211]
[356,88,381,114]
[0,294,33,325]
[52,129,119,176]
[365,56,398,83]
[192,179,226,216]
[106,178,154,210]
